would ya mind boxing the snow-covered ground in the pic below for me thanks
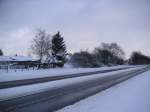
[0,65,134,82]
[0,66,144,101]
[57,68,150,112]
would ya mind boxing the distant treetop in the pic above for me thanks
[0,49,3,56]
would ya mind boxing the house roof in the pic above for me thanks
[0,56,32,62]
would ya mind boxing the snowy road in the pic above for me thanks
[0,65,149,112]
[0,66,133,89]
[58,66,150,112]
[0,65,135,82]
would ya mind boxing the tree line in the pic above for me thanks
[69,44,150,67]
[0,29,150,67]
[129,51,150,65]
[69,43,125,67]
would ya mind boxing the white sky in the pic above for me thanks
[0,0,150,58]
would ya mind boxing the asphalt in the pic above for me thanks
[0,65,149,112]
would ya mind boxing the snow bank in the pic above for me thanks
[57,68,150,112]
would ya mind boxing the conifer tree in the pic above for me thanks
[51,32,67,67]
[0,49,3,56]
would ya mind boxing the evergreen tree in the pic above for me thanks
[51,32,67,67]
[0,49,3,56]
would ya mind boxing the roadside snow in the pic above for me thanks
[0,67,143,101]
[0,65,134,82]
[57,68,150,112]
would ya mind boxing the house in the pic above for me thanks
[0,56,40,69]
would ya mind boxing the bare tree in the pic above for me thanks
[93,48,114,66]
[69,51,98,68]
[31,29,51,62]
[93,43,125,65]
[101,43,125,59]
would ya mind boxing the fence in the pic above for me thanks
[0,64,39,73]
[0,63,58,73]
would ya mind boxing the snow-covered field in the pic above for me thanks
[0,65,134,82]
[0,66,144,101]
[57,68,150,112]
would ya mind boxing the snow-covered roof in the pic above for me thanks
[0,56,32,62]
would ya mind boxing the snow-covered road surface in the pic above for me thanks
[0,65,149,112]
[0,65,135,82]
[57,66,150,112]
[0,66,135,89]
[0,66,143,101]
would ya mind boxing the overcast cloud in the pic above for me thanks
[0,0,150,57]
